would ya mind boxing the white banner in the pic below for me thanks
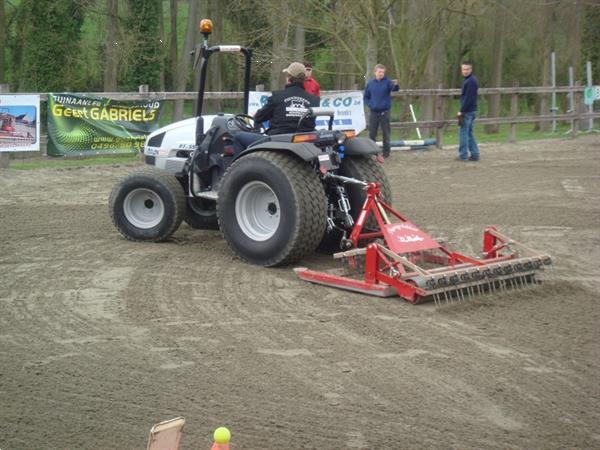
[0,95,41,152]
[248,91,366,134]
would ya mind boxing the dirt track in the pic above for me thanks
[1,135,599,449]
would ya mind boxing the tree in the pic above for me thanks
[0,0,5,84]
[293,2,305,63]
[267,1,291,90]
[17,0,84,91]
[121,0,162,91]
[173,0,201,121]
[209,0,224,111]
[582,2,600,84]
[421,1,448,135]
[167,0,178,90]
[535,3,555,132]
[485,0,508,134]
[103,0,119,91]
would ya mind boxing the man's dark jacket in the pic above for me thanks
[363,76,399,112]
[255,83,320,135]
[460,74,479,113]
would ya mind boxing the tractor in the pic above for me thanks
[109,19,391,267]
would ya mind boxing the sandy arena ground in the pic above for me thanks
[1,135,599,449]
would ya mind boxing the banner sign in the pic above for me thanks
[0,95,40,152]
[583,86,600,106]
[248,91,366,134]
[47,93,162,156]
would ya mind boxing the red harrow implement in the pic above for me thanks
[295,177,553,306]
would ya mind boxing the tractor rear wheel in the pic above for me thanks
[339,155,392,227]
[319,155,392,252]
[217,151,327,267]
[109,167,185,242]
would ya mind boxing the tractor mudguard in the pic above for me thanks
[343,137,381,156]
[236,141,321,162]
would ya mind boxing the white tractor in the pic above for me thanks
[109,19,391,266]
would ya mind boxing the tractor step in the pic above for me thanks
[195,190,218,201]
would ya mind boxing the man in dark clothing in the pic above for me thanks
[364,64,399,158]
[255,62,320,135]
[457,61,480,161]
[233,62,319,153]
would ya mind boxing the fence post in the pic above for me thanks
[137,85,149,162]
[586,60,594,131]
[509,82,519,142]
[573,81,582,137]
[0,84,11,168]
[434,84,444,148]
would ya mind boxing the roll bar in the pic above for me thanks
[193,26,252,117]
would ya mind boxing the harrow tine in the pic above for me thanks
[517,275,524,289]
[465,286,472,301]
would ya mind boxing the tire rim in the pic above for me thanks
[235,181,280,241]
[123,188,165,229]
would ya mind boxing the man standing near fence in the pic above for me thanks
[457,61,480,161]
[364,64,399,158]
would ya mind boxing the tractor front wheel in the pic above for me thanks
[109,167,185,242]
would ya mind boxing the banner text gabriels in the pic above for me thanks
[52,104,157,122]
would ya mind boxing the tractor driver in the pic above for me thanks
[233,62,320,153]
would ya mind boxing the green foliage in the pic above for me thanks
[14,0,84,91]
[1,0,598,96]
[583,4,600,83]
[121,0,163,90]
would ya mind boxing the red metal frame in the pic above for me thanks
[295,182,551,304]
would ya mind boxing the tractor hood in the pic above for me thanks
[144,114,231,153]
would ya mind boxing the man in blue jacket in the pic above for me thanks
[364,64,399,158]
[457,61,480,161]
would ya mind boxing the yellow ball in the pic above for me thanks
[213,426,231,444]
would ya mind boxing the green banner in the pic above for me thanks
[47,93,162,156]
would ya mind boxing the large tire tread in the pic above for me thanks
[340,155,392,228]
[218,151,327,266]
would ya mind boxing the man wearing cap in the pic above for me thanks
[254,62,320,135]
[303,62,321,97]
[232,62,320,153]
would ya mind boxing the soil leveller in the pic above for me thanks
[295,177,553,305]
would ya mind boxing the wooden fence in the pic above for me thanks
[1,84,599,167]
[33,84,600,144]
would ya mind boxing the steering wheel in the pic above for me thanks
[234,113,258,132]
